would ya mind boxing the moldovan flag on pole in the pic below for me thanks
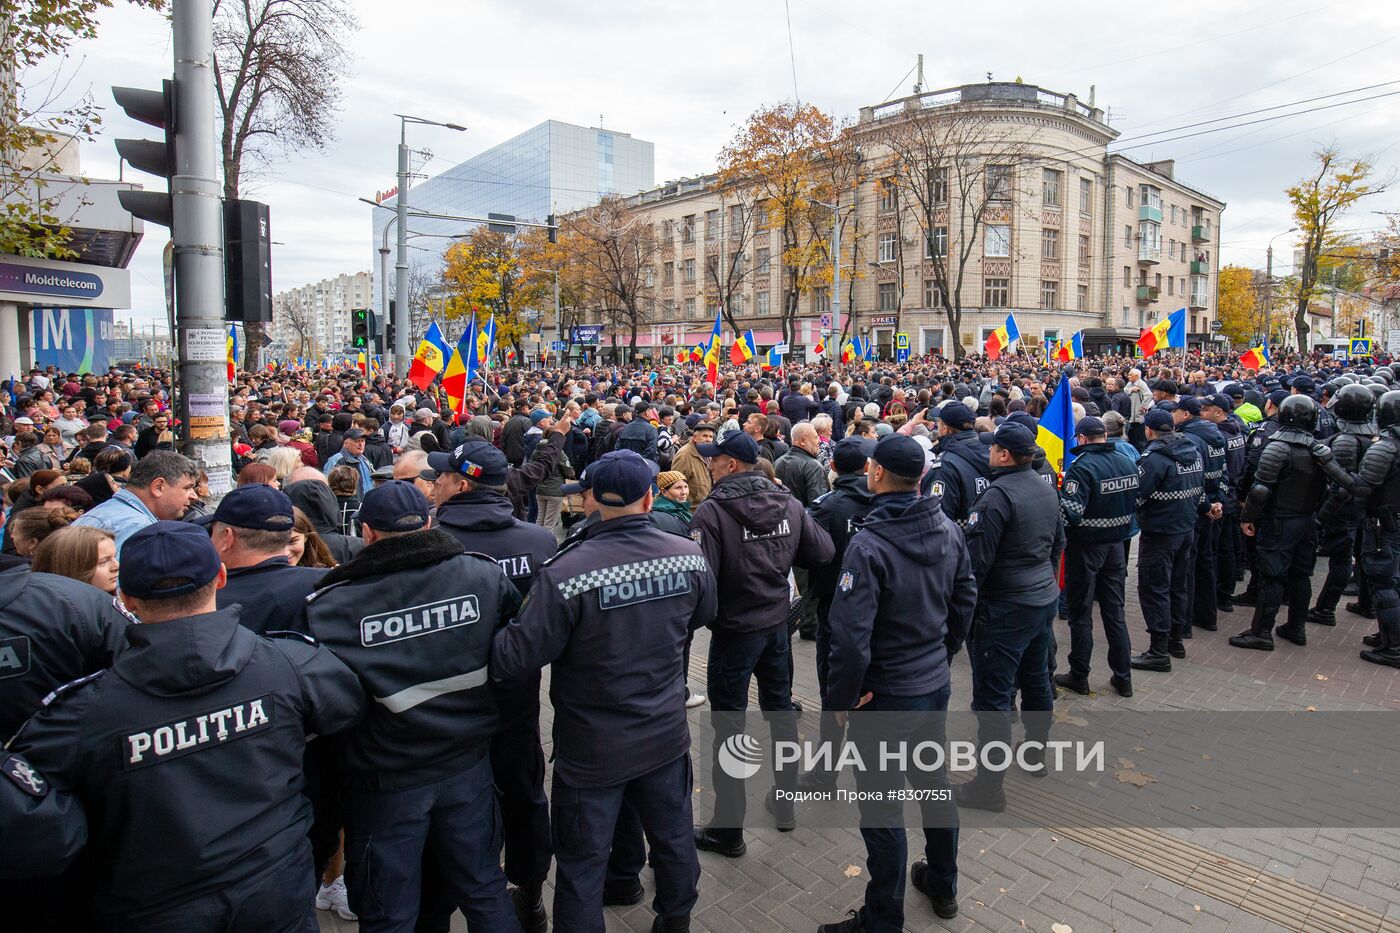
[812,337,826,357]
[1137,307,1187,356]
[227,326,238,381]
[407,322,451,391]
[841,340,856,364]
[702,309,723,384]
[762,346,780,370]
[1037,374,1076,476]
[1239,344,1271,370]
[357,351,368,374]
[441,317,478,416]
[729,329,757,364]
[477,314,497,366]
[983,314,1019,361]
[1055,330,1084,363]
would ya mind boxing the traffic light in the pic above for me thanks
[547,213,557,245]
[385,300,397,354]
[351,309,370,350]
[113,81,176,228]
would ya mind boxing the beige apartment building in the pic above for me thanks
[270,271,373,358]
[576,81,1225,360]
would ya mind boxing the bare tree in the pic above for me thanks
[702,193,761,337]
[559,196,659,362]
[277,292,317,357]
[212,0,357,366]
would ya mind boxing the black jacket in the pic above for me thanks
[1218,415,1247,513]
[433,490,559,594]
[0,751,88,879]
[362,433,394,470]
[1059,440,1140,543]
[966,463,1065,608]
[774,446,830,507]
[8,607,363,919]
[1243,429,1351,522]
[0,568,130,742]
[807,472,876,608]
[306,529,520,790]
[690,472,834,635]
[826,493,976,708]
[501,413,532,466]
[922,429,997,523]
[283,479,365,564]
[1179,416,1227,506]
[491,514,716,787]
[779,390,816,426]
[1135,433,1206,535]
[216,556,329,636]
[816,397,845,439]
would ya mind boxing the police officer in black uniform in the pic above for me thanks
[1308,384,1375,627]
[426,439,558,932]
[1229,396,1353,651]
[920,402,993,523]
[1055,416,1139,697]
[212,483,329,635]
[1327,389,1400,666]
[1130,409,1206,672]
[1201,394,1246,611]
[0,752,86,880]
[9,521,365,932]
[492,450,718,933]
[1235,390,1288,607]
[305,481,524,933]
[1172,397,1227,636]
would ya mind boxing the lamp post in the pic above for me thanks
[1264,226,1298,345]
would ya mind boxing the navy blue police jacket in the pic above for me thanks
[0,752,87,878]
[306,528,521,790]
[825,492,976,710]
[1218,415,1247,513]
[690,471,834,635]
[491,514,717,787]
[1058,440,1140,543]
[966,463,1065,608]
[807,472,876,610]
[8,606,364,918]
[1179,416,1227,507]
[920,429,996,522]
[216,556,329,635]
[1135,432,1207,535]
[0,563,130,741]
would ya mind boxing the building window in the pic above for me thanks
[1191,275,1208,307]
[1122,306,1130,326]
[663,262,674,285]
[986,164,1011,201]
[1077,284,1088,310]
[985,224,1010,258]
[661,219,673,241]
[878,282,898,311]
[665,299,677,318]
[1043,328,1061,345]
[924,278,943,308]
[705,255,720,284]
[984,277,1009,307]
[1167,276,1174,296]
[681,215,695,243]
[704,209,719,242]
[1124,225,1133,248]
[683,258,696,283]
[878,232,898,263]
[756,291,770,315]
[1122,266,1131,287]
[756,247,770,273]
[685,297,696,316]
[645,267,655,287]
[926,226,948,259]
[1078,234,1090,263]
[1040,280,1059,310]
[729,204,744,236]
[878,178,898,212]
[1041,228,1059,260]
[1079,178,1092,213]
[928,167,948,203]
[1126,185,1134,207]
[754,203,769,228]
[1042,168,1062,207]
[812,288,830,314]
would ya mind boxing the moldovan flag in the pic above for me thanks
[730,329,757,364]
[477,314,497,366]
[407,322,451,391]
[1037,374,1076,476]
[441,318,478,416]
[841,340,856,364]
[702,310,723,384]
[689,342,705,363]
[357,351,368,374]
[1137,307,1187,356]
[1239,344,1270,370]
[1055,330,1084,363]
[227,326,238,381]
[762,346,781,371]
[983,314,1020,361]
[812,337,826,357]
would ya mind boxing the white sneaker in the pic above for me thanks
[316,875,357,921]
[686,692,707,709]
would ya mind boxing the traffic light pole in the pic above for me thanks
[171,0,234,499]
[394,126,411,374]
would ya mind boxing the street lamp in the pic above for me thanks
[813,199,842,343]
[1264,227,1298,345]
[392,114,466,372]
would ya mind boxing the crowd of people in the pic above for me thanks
[2,345,1397,933]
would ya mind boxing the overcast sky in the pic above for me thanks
[64,0,1400,326]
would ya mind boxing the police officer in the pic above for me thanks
[958,422,1064,813]
[1308,385,1375,627]
[1201,394,1246,612]
[0,753,86,880]
[9,521,365,932]
[919,401,993,523]
[1055,416,1139,698]
[492,450,718,933]
[305,481,523,932]
[690,431,834,850]
[819,434,974,932]
[211,483,328,635]
[426,439,558,932]
[1229,396,1352,651]
[1172,397,1227,636]
[1235,390,1288,607]
[800,436,878,792]
[1130,409,1206,672]
[1338,389,1400,666]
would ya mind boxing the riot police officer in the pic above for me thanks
[1055,416,1139,697]
[920,401,994,522]
[1172,397,1227,636]
[1308,384,1375,627]
[1235,391,1288,607]
[492,450,718,933]
[305,481,524,932]
[1130,410,1207,672]
[10,521,365,932]
[1230,396,1354,650]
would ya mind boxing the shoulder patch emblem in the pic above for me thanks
[930,481,945,498]
[967,511,981,528]
[2,756,46,797]
[838,569,857,593]
[690,529,703,542]
[1063,479,1078,496]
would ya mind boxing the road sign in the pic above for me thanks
[820,314,831,329]
[1351,338,1373,358]
[1333,348,1349,361]
[897,347,910,363]
[773,342,789,355]
[894,332,909,350]
[549,341,565,351]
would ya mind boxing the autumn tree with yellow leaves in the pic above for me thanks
[556,196,659,363]
[439,229,545,362]
[1215,265,1258,346]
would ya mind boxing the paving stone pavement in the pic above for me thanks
[321,556,1400,933]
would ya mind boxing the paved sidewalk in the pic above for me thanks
[321,558,1400,933]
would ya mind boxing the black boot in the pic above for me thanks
[910,860,959,919]
[1361,618,1400,668]
[1229,611,1275,650]
[1130,634,1172,672]
[603,878,645,906]
[651,913,691,933]
[763,792,795,831]
[1110,675,1134,698]
[1017,742,1048,778]
[953,773,1006,812]
[1233,584,1259,607]
[1275,624,1307,646]
[1346,601,1375,619]
[1307,607,1337,626]
[1363,631,1383,648]
[511,882,548,933]
[1053,672,1090,695]
[1167,636,1187,659]
[693,827,746,858]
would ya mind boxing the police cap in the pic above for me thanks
[832,436,876,474]
[358,481,430,532]
[872,434,926,479]
[591,450,659,507]
[1144,409,1176,433]
[426,439,509,486]
[992,422,1039,457]
[120,521,222,600]
[210,483,295,531]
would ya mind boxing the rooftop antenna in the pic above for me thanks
[986,72,993,83]
[913,53,924,94]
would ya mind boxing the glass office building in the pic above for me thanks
[370,120,654,317]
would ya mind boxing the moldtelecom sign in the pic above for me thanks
[0,261,104,299]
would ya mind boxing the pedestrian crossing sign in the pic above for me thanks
[1350,338,1372,358]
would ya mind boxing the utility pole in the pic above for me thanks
[394,126,411,374]
[171,0,233,498]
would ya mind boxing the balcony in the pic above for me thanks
[1136,285,1160,303]
[1189,294,1209,310]
[1138,204,1163,223]
[1190,260,1209,275]
[1137,245,1161,264]
[1192,224,1210,243]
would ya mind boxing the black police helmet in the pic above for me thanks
[1367,382,1389,401]
[1378,390,1400,430]
[1374,368,1394,386]
[1333,374,1357,385]
[1332,383,1375,423]
[1276,394,1319,431]
[1325,378,1350,397]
